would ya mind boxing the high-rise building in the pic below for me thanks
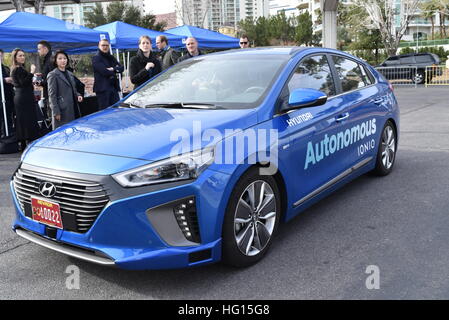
[175,0,268,31]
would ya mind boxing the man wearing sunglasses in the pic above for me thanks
[92,39,124,110]
[239,36,250,49]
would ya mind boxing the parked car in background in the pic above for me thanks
[377,52,441,84]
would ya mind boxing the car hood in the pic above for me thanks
[31,107,258,162]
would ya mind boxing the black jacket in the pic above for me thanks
[1,64,14,99]
[92,50,124,93]
[129,50,161,88]
[177,50,203,63]
[40,51,55,99]
[11,66,40,141]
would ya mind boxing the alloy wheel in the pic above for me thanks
[381,125,396,170]
[233,180,277,257]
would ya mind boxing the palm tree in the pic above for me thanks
[421,0,438,39]
[436,0,449,38]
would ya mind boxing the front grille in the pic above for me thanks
[13,168,110,233]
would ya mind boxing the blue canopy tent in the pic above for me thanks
[0,12,109,53]
[93,21,184,50]
[93,22,184,93]
[0,12,109,139]
[165,25,240,49]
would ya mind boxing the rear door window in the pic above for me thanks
[415,55,434,63]
[332,55,369,92]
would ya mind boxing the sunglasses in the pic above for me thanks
[240,42,248,45]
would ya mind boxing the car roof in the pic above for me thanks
[205,46,358,60]
[393,52,434,58]
[210,46,307,56]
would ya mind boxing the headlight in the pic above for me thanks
[112,148,215,187]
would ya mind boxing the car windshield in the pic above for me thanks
[124,54,289,109]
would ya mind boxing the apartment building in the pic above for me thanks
[176,0,269,31]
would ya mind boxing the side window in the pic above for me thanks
[400,56,415,64]
[360,65,374,85]
[332,55,368,92]
[287,55,336,97]
[385,56,399,65]
[415,55,433,63]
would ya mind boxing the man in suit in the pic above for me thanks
[92,39,124,110]
[0,49,15,138]
[156,35,180,71]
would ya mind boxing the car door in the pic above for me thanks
[275,53,351,210]
[330,54,383,169]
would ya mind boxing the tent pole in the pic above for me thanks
[127,51,130,89]
[0,63,9,137]
[123,51,128,90]
[116,49,123,99]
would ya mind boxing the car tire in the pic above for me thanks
[222,167,281,267]
[372,120,397,176]
[411,70,425,84]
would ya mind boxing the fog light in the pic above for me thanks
[172,197,200,243]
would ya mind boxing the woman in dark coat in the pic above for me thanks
[47,51,83,130]
[0,49,15,138]
[10,49,40,148]
[129,35,161,89]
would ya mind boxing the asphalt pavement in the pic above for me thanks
[1,86,449,299]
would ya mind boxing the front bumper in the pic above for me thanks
[11,164,232,270]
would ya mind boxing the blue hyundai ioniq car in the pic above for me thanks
[11,47,399,269]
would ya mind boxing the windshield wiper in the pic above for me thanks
[118,102,142,108]
[144,102,223,109]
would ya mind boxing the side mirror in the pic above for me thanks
[284,88,327,111]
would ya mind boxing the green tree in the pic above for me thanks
[254,17,271,46]
[270,12,295,45]
[238,17,257,44]
[349,28,383,64]
[84,3,107,28]
[295,12,313,46]
[85,3,167,31]
[140,13,167,31]
[420,0,438,40]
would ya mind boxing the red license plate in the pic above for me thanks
[31,197,63,229]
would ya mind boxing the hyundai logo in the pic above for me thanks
[38,182,57,198]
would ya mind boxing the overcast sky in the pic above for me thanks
[144,0,175,14]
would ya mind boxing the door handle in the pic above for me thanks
[371,98,383,105]
[336,113,349,122]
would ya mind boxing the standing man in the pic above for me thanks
[0,49,14,138]
[156,35,180,71]
[92,39,124,110]
[239,35,250,49]
[32,40,54,119]
[177,37,203,63]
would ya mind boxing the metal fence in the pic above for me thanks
[375,66,418,87]
[375,65,449,87]
[425,66,449,87]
